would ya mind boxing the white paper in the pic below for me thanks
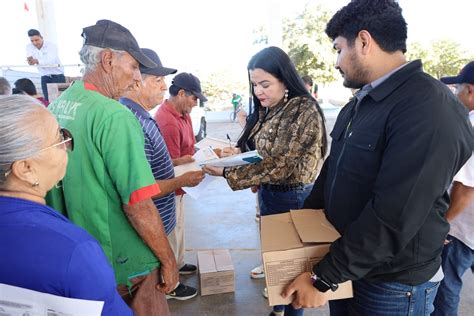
[173,148,218,199]
[198,150,262,167]
[181,174,216,199]
[195,137,235,150]
[174,162,202,177]
[193,146,219,163]
[0,283,104,316]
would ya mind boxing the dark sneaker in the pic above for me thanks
[179,263,197,275]
[166,283,198,300]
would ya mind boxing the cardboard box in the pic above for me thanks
[261,209,353,306]
[198,249,235,296]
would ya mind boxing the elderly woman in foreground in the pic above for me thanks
[0,95,131,315]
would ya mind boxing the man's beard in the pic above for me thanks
[342,52,369,89]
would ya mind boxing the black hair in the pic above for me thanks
[14,78,37,96]
[325,0,407,53]
[301,75,313,87]
[27,29,41,37]
[237,46,327,157]
[12,88,25,95]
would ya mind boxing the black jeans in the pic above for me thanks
[41,74,66,101]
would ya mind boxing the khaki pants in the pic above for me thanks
[167,194,185,269]
[117,268,170,316]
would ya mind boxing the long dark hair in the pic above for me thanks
[237,46,327,157]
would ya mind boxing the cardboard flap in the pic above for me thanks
[261,213,304,252]
[290,209,340,243]
[198,251,217,273]
[213,249,234,271]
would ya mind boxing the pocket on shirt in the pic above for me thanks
[341,129,381,179]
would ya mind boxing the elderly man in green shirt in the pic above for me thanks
[46,20,177,316]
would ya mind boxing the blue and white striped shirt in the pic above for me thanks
[119,97,176,235]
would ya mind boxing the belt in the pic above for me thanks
[261,182,305,192]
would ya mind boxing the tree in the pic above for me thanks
[406,40,471,79]
[251,4,337,84]
[282,4,337,84]
[200,70,247,110]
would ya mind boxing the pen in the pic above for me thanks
[226,133,232,148]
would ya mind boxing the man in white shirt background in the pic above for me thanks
[26,29,65,101]
[433,61,474,316]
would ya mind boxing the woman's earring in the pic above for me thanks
[32,181,39,187]
[284,89,289,103]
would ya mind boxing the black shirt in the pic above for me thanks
[304,60,474,285]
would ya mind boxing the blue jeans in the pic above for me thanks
[258,184,313,216]
[329,278,439,315]
[433,235,474,316]
[259,184,313,316]
[41,74,66,101]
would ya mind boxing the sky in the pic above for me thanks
[0,0,472,83]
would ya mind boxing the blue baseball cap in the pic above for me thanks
[171,72,207,102]
[440,61,474,85]
[81,19,156,68]
[140,48,177,77]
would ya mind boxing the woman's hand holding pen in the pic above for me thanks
[220,147,241,157]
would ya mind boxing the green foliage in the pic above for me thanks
[282,4,337,84]
[406,40,471,79]
[253,25,269,45]
[200,70,248,110]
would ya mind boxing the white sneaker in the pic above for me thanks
[262,287,268,299]
[250,264,265,279]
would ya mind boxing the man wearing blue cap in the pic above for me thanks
[120,49,204,301]
[46,20,177,315]
[154,73,208,279]
[433,61,474,316]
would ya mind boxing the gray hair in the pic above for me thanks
[79,45,125,74]
[0,77,11,95]
[0,95,45,186]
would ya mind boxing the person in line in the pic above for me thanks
[301,74,318,99]
[0,95,132,315]
[433,61,474,316]
[0,77,11,95]
[204,46,328,316]
[46,20,177,316]
[13,77,49,106]
[26,29,66,101]
[283,1,474,315]
[120,48,205,301]
[154,72,208,278]
[231,92,243,121]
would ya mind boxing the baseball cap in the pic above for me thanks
[440,61,474,85]
[81,19,156,68]
[140,48,177,77]
[172,73,208,102]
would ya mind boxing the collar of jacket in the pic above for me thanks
[369,60,423,103]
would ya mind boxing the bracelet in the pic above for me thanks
[222,167,227,178]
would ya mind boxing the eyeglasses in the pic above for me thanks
[40,128,74,153]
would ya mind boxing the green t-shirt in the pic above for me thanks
[46,81,160,286]
[231,94,242,110]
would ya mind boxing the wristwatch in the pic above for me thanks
[310,271,338,293]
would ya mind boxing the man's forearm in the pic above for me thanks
[153,178,184,198]
[123,199,175,265]
[446,181,474,222]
